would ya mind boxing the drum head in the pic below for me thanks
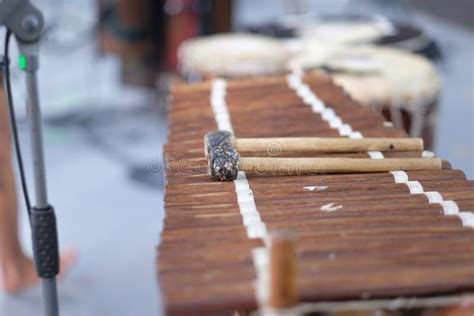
[289,45,441,110]
[178,33,289,79]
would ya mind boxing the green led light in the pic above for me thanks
[19,55,27,71]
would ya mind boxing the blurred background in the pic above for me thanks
[0,0,472,315]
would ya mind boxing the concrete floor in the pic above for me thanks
[0,1,472,316]
[1,103,168,316]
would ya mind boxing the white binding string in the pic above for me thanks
[287,71,383,214]
[252,247,270,305]
[367,151,385,159]
[287,71,474,228]
[210,79,270,306]
[422,150,436,158]
[210,79,234,133]
[210,78,268,239]
[389,170,471,225]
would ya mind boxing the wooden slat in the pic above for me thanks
[158,73,474,315]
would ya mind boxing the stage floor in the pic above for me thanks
[0,103,167,316]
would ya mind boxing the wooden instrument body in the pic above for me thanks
[159,73,474,315]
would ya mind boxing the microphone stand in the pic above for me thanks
[1,1,60,316]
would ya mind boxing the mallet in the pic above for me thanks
[205,131,442,181]
[205,130,424,158]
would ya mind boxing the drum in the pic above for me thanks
[296,15,395,45]
[178,33,289,80]
[288,45,441,149]
[246,14,441,60]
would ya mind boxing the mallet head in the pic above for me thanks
[204,130,239,181]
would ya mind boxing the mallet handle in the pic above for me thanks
[234,137,423,154]
[239,157,442,174]
[268,230,298,309]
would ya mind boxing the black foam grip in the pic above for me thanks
[30,206,60,278]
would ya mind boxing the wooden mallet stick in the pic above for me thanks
[204,130,423,158]
[204,131,441,181]
[267,230,298,310]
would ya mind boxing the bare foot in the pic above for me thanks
[2,248,78,294]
